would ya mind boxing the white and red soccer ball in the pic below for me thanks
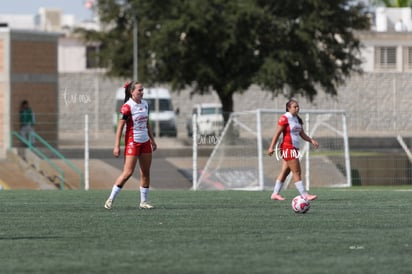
[291,195,311,214]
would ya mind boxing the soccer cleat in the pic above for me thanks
[304,193,317,201]
[139,201,154,209]
[271,193,286,201]
[104,198,113,209]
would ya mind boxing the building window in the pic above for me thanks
[374,46,396,70]
[86,45,101,69]
[404,47,412,71]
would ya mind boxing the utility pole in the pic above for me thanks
[133,16,138,80]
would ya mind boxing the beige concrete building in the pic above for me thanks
[0,27,59,158]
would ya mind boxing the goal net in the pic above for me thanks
[192,109,351,190]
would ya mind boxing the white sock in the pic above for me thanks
[273,180,284,194]
[140,187,149,203]
[294,181,307,196]
[109,185,122,200]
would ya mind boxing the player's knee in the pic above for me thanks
[122,171,133,180]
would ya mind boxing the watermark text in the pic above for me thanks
[275,148,303,161]
[197,135,221,145]
[63,87,92,106]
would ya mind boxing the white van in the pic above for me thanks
[114,87,177,137]
[186,103,224,137]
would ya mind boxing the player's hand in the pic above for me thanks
[311,139,319,149]
[267,148,274,156]
[151,141,157,152]
[113,146,120,157]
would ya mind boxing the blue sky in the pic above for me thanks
[3,0,94,21]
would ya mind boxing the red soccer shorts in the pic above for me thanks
[125,140,152,156]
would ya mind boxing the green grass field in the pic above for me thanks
[1,187,411,274]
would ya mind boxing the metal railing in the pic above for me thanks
[10,131,83,190]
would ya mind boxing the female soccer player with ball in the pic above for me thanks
[267,99,318,201]
[104,81,157,209]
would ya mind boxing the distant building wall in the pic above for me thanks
[285,73,412,137]
[0,29,11,157]
[58,72,125,134]
[10,31,59,145]
[58,37,87,72]
[358,31,412,73]
[0,29,59,157]
[58,72,412,141]
[0,40,3,149]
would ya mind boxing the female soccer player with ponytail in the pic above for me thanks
[105,81,157,209]
[267,99,318,201]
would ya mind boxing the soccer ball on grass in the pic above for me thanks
[291,195,311,214]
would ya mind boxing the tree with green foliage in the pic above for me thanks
[370,0,412,7]
[79,0,370,118]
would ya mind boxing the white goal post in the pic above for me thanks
[192,109,351,191]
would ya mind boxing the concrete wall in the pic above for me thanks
[351,155,412,185]
[0,29,59,157]
[0,30,10,157]
[10,31,59,146]
[58,72,126,135]
[58,71,412,142]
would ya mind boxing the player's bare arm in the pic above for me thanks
[300,130,319,149]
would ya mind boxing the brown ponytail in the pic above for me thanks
[296,115,303,125]
[123,81,135,103]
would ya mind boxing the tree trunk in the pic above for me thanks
[217,91,239,143]
[217,91,234,124]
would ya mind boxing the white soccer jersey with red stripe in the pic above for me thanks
[278,112,302,149]
[120,98,150,143]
